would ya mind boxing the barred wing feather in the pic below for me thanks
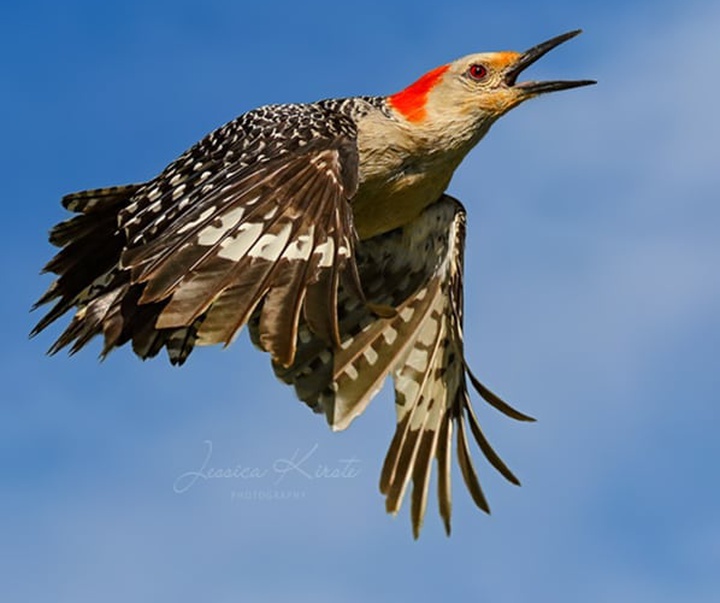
[264,195,535,537]
[32,121,361,369]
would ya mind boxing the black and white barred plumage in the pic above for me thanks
[34,96,534,537]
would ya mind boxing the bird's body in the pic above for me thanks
[33,31,594,537]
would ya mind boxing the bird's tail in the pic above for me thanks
[31,185,199,364]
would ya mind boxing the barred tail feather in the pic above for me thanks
[32,185,202,365]
[32,186,138,339]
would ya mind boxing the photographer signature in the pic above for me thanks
[173,440,360,493]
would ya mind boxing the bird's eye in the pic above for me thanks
[467,64,488,81]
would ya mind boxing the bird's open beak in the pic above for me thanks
[505,30,596,94]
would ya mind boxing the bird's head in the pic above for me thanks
[388,30,595,126]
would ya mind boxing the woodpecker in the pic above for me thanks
[33,30,594,537]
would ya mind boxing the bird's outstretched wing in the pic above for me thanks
[32,104,363,367]
[262,195,535,537]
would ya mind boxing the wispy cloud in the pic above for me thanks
[4,2,720,602]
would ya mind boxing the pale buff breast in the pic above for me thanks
[351,108,484,240]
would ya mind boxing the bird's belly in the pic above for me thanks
[352,170,452,240]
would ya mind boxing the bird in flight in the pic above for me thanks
[33,30,594,537]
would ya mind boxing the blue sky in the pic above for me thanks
[3,0,720,601]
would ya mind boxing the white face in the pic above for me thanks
[426,51,528,120]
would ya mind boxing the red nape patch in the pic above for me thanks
[388,64,450,123]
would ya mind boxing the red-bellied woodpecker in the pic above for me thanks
[33,30,594,537]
